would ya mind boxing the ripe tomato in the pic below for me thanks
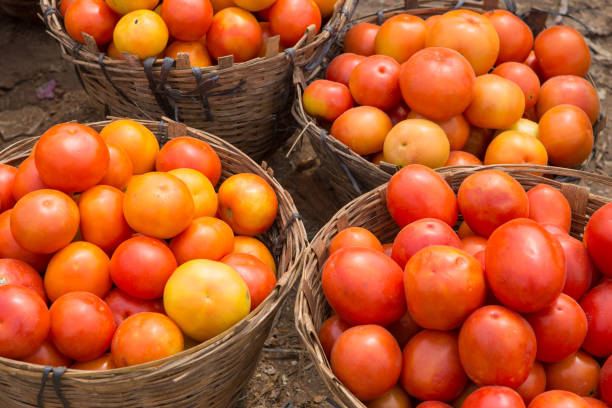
[349,55,400,111]
[331,106,392,155]
[329,227,383,255]
[416,402,452,408]
[459,305,536,387]
[164,259,250,341]
[65,0,118,47]
[165,40,212,67]
[318,315,350,359]
[113,10,169,59]
[303,79,354,122]
[457,170,529,237]
[21,339,72,367]
[406,111,470,151]
[383,119,450,168]
[106,41,122,59]
[343,23,379,56]
[110,236,177,300]
[10,189,79,254]
[527,184,572,233]
[111,312,183,367]
[222,253,275,310]
[583,398,608,408]
[386,102,410,126]
[374,14,426,63]
[461,236,487,256]
[217,174,277,236]
[584,203,612,277]
[231,235,276,273]
[451,383,479,408]
[168,168,217,219]
[484,130,548,166]
[601,356,612,405]
[391,218,461,268]
[462,127,493,160]
[0,164,16,212]
[505,118,540,137]
[386,311,419,349]
[169,216,234,264]
[484,9,533,64]
[12,156,47,201]
[0,210,49,271]
[331,325,402,401]
[322,247,406,326]
[492,62,540,109]
[311,0,338,18]
[580,281,612,357]
[529,390,590,408]
[534,26,591,79]
[400,330,467,401]
[105,0,157,14]
[269,0,321,47]
[458,220,476,239]
[232,0,272,12]
[60,0,78,15]
[462,386,525,408]
[546,230,594,300]
[155,137,221,186]
[104,288,164,326]
[44,241,111,302]
[207,7,262,62]
[0,258,45,301]
[382,243,393,257]
[426,9,500,75]
[445,151,482,166]
[100,120,159,175]
[400,47,475,121]
[161,0,212,41]
[516,361,546,405]
[71,353,116,370]
[99,142,133,189]
[386,164,458,228]
[35,123,109,193]
[465,74,525,129]
[546,351,600,397]
[367,386,411,408]
[537,75,599,125]
[326,53,366,87]
[0,285,50,359]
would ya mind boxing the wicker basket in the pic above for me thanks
[295,164,612,408]
[0,0,38,20]
[292,0,607,207]
[38,0,356,160]
[0,117,307,408]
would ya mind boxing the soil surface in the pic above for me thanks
[0,0,610,406]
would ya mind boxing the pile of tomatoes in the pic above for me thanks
[303,9,598,170]
[0,119,280,370]
[319,165,612,408]
[59,0,334,65]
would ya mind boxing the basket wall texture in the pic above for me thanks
[295,164,612,408]
[38,0,355,159]
[292,0,607,207]
[0,118,307,408]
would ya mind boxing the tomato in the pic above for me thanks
[111,312,183,367]
[580,281,612,357]
[303,79,354,122]
[401,330,467,401]
[463,386,526,408]
[367,386,411,408]
[105,0,157,14]
[161,0,212,41]
[331,106,392,155]
[12,157,47,201]
[461,236,487,256]
[331,325,402,401]
[386,102,410,126]
[71,353,116,370]
[374,14,426,63]
[0,285,50,359]
[516,361,546,405]
[458,221,475,239]
[583,397,609,408]
[383,119,450,168]
[451,383,479,408]
[329,227,383,255]
[10,189,79,254]
[504,118,540,138]
[110,236,177,300]
[164,259,250,341]
[458,305,536,387]
[99,142,133,190]
[417,402,452,408]
[426,9,500,75]
[60,0,78,15]
[349,55,400,111]
[529,390,589,408]
[391,218,461,268]
[534,26,591,79]
[217,174,277,236]
[104,288,164,327]
[492,62,540,109]
[155,136,221,186]
[113,10,169,59]
[168,169,217,220]
[406,111,470,151]
[165,40,212,67]
[207,7,262,62]
[106,41,123,59]
[35,123,109,193]
[462,127,493,160]
[382,243,393,257]
[386,164,458,228]
[547,230,594,301]
[65,0,118,47]
[326,53,366,87]
[484,9,533,64]
[457,170,529,237]
[601,356,612,405]
[483,130,548,166]
[123,172,194,239]
[21,339,72,367]
[322,247,406,326]
[584,203,612,277]
[344,23,379,56]
[0,258,45,301]
[100,120,159,175]
[386,311,420,349]
[0,210,49,271]
[546,351,600,397]
[400,47,475,121]
[232,0,272,11]
[537,75,599,125]
[231,236,276,273]
[444,151,482,166]
[527,184,572,233]
[0,164,16,212]
[465,74,525,130]
[269,0,321,47]
[318,315,350,359]
[221,253,275,310]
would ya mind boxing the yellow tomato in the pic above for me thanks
[100,119,159,174]
[168,168,218,218]
[113,10,169,59]
[106,0,158,15]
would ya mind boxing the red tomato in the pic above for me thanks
[99,142,133,189]
[462,386,526,408]
[318,315,350,359]
[20,339,72,367]
[110,236,177,300]
[524,50,542,78]
[386,102,410,126]
[386,311,420,349]
[527,184,572,233]
[461,236,487,256]
[170,216,234,264]
[581,281,612,357]
[386,165,458,228]
[367,386,411,408]
[458,305,536,387]
[161,0,213,41]
[473,250,485,270]
[584,203,612,277]
[484,9,533,64]
[0,258,45,301]
[343,23,379,56]
[400,47,475,121]
[492,62,540,109]
[464,74,525,130]
[329,227,383,255]
[0,210,49,272]
[49,292,116,362]
[537,75,600,125]
[601,356,612,405]
[0,285,50,359]
[547,230,594,301]
[416,402,452,408]
[529,390,589,408]
[534,26,591,79]
[64,0,118,47]
[104,288,164,327]
[71,353,115,370]
[583,397,609,408]
[206,7,262,62]
[374,14,426,63]
[322,247,406,326]
[546,351,600,397]
[221,253,276,310]
[516,361,546,405]
[400,330,467,401]
[268,0,321,47]
[391,218,461,268]
[12,157,47,201]
[331,325,402,401]
[35,123,109,193]
[155,137,222,186]
[451,383,479,407]
[349,55,401,111]
[60,0,77,15]
[0,164,16,212]
[457,170,529,237]
[405,245,485,330]
[325,53,366,87]
[303,79,354,122]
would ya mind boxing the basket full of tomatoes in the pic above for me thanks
[295,163,612,408]
[292,0,605,206]
[39,0,356,159]
[0,117,307,408]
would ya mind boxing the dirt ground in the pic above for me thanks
[0,0,610,406]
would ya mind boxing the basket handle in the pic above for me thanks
[37,366,70,408]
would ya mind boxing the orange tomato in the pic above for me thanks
[210,0,232,12]
[123,172,194,239]
[99,142,133,189]
[12,157,47,201]
[21,339,72,367]
[168,168,217,218]
[60,0,78,15]
[583,398,608,408]
[105,0,157,14]
[65,0,118,47]
[367,386,411,408]
[155,136,221,186]
[464,74,525,130]
[232,0,274,12]
[257,21,283,57]
[515,361,546,405]
[374,14,426,63]
[424,14,441,32]
[383,119,450,168]
[161,0,213,41]
[207,7,262,62]
[484,9,533,64]
[349,55,401,110]
[0,210,50,272]
[231,235,276,273]
[483,130,548,166]
[407,111,470,151]
[113,10,169,59]
[71,353,116,370]
[492,62,541,109]
[165,40,212,67]
[169,216,234,264]
[527,184,572,233]
[100,120,160,174]
[343,23,379,56]
[0,164,16,212]
[312,0,339,18]
[524,50,542,78]
[221,253,276,310]
[269,0,321,47]
[534,26,591,79]
[457,220,476,239]
[537,75,599,125]
[329,227,383,255]
[303,79,354,122]
[331,106,392,155]
[445,151,482,166]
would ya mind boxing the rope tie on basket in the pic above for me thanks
[70,43,86,92]
[190,67,246,121]
[42,7,60,30]
[37,366,70,408]
[271,212,302,261]
[97,53,142,112]
[376,9,384,25]
[157,119,169,145]
[304,25,336,73]
[452,0,465,9]
[320,129,362,195]
[144,57,179,121]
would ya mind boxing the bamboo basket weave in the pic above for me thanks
[294,164,612,408]
[0,0,38,20]
[0,117,308,408]
[292,0,607,206]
